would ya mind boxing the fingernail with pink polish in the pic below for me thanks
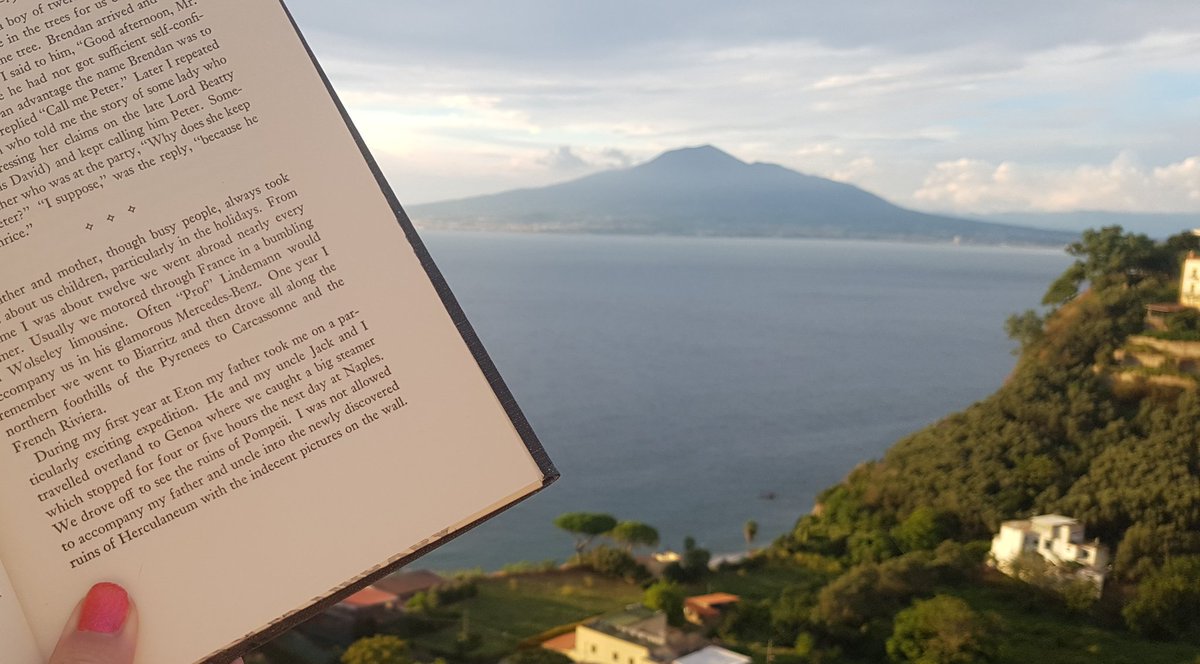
[78,583,130,634]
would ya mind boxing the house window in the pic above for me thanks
[591,646,597,654]
[613,653,619,661]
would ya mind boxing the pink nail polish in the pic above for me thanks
[78,583,130,634]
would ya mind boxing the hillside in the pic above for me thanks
[980,211,1200,240]
[409,146,1075,246]
[775,227,1200,648]
[257,227,1200,664]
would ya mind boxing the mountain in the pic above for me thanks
[408,146,1074,246]
[979,211,1200,240]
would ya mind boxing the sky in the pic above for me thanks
[284,1,1200,214]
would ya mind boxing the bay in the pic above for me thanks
[415,232,1072,571]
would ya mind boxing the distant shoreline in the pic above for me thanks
[415,224,1071,251]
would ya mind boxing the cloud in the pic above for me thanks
[832,157,878,183]
[285,1,1200,65]
[600,148,635,168]
[795,143,845,157]
[540,146,590,172]
[538,146,636,173]
[913,153,1200,213]
[278,2,1200,212]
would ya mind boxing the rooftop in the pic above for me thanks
[1030,514,1079,527]
[542,631,577,653]
[340,587,398,608]
[588,607,669,649]
[373,569,445,597]
[685,593,740,607]
[674,646,751,664]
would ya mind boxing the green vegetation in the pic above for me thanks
[610,520,661,553]
[1151,307,1200,340]
[643,580,686,625]
[403,571,642,661]
[744,520,759,553]
[341,635,412,664]
[760,227,1200,659]
[553,512,618,554]
[575,545,648,581]
[783,228,1200,565]
[258,227,1200,664]
[950,581,1200,664]
[1121,555,1200,639]
[886,595,998,664]
[663,536,713,583]
[405,579,479,615]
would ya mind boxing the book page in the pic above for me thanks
[0,1,552,662]
[0,559,41,663]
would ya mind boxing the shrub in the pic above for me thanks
[643,580,685,626]
[341,635,411,664]
[578,545,647,580]
[890,507,947,553]
[886,595,999,664]
[502,560,559,575]
[1122,556,1200,638]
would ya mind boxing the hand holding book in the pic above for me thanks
[46,584,241,664]
[0,1,555,662]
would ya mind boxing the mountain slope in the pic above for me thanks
[409,146,1074,245]
[980,211,1200,239]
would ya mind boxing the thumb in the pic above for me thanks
[49,582,138,664]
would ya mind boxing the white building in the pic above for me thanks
[989,514,1109,592]
[1182,251,1200,309]
[673,646,751,664]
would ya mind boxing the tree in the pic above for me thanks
[609,520,660,553]
[554,512,617,554]
[664,536,712,583]
[405,590,437,614]
[794,632,815,658]
[1122,555,1200,638]
[578,545,647,580]
[341,635,411,664]
[684,536,711,569]
[643,580,685,625]
[886,595,998,664]
[1045,226,1166,305]
[847,529,898,564]
[815,564,890,632]
[1004,309,1044,355]
[743,520,759,553]
[891,507,945,553]
[717,599,774,644]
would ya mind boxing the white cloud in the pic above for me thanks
[913,153,1200,213]
[794,143,845,157]
[540,146,590,172]
[832,157,878,183]
[1154,157,1200,203]
[537,146,638,173]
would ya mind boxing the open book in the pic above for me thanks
[0,1,557,662]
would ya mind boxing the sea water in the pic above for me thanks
[415,232,1071,570]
